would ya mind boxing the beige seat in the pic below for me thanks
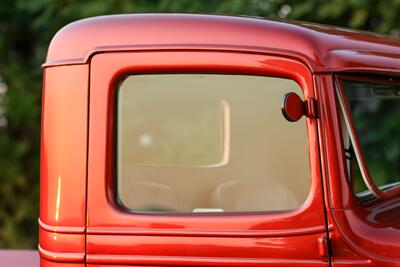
[211,180,299,212]
[120,181,181,212]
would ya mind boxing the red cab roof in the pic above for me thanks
[45,14,400,74]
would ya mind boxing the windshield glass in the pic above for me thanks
[341,77,400,194]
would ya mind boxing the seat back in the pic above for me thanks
[211,180,299,212]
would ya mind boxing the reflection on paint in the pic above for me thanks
[55,176,61,222]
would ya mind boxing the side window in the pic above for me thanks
[117,74,310,213]
[337,76,400,199]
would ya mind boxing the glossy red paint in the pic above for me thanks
[39,14,400,267]
[40,258,84,267]
[39,65,88,265]
[315,74,400,266]
[86,51,326,266]
[39,228,85,262]
[44,14,400,74]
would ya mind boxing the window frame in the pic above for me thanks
[335,74,400,201]
[87,50,325,235]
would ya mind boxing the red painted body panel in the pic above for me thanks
[86,51,327,266]
[39,65,88,265]
[40,258,84,267]
[44,14,400,74]
[86,234,326,266]
[39,14,400,267]
[39,229,85,261]
[40,65,88,228]
[315,74,400,266]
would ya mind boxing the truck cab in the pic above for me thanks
[39,14,400,267]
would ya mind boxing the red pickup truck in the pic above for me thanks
[5,14,400,267]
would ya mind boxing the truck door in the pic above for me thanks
[86,50,329,267]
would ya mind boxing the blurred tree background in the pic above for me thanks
[0,0,399,249]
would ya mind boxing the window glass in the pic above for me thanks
[341,78,400,195]
[117,74,310,213]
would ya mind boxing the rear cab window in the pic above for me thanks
[117,74,310,213]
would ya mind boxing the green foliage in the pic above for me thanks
[0,0,399,249]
